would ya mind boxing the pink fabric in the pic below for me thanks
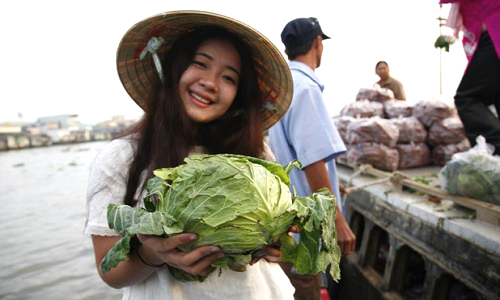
[440,0,500,61]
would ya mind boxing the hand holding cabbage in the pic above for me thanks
[101,154,341,282]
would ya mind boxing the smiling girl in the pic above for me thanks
[84,11,294,300]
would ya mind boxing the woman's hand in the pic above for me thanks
[249,244,281,266]
[137,233,224,277]
[249,225,300,265]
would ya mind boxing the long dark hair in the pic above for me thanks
[124,26,264,206]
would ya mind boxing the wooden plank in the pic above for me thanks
[351,164,500,226]
[401,178,500,226]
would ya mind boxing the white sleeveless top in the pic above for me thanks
[84,137,294,300]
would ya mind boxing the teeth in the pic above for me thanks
[191,92,211,104]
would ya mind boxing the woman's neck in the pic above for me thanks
[379,76,389,84]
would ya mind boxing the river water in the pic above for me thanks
[0,141,122,300]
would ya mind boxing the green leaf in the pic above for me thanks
[192,154,295,186]
[102,205,183,275]
[282,188,341,280]
[295,226,322,273]
[107,204,182,236]
[284,160,302,176]
[166,169,257,228]
[144,177,166,212]
[279,234,298,262]
[181,223,267,253]
[153,167,179,181]
[101,234,132,274]
[227,253,253,272]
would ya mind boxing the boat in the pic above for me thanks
[334,163,500,300]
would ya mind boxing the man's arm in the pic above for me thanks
[303,160,356,255]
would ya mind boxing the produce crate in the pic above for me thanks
[343,164,500,226]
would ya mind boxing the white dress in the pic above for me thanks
[84,137,295,300]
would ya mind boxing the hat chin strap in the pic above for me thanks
[140,37,165,83]
[219,109,244,120]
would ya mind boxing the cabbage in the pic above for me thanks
[101,154,341,282]
[439,136,500,205]
[439,152,500,205]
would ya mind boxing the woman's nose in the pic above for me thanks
[199,73,218,92]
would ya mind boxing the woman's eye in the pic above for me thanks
[193,61,206,68]
[223,75,237,85]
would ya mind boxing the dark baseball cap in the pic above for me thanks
[281,17,330,49]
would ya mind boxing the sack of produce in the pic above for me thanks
[339,100,384,118]
[432,139,471,166]
[356,86,394,102]
[439,136,500,205]
[395,143,431,169]
[390,117,427,143]
[347,143,399,171]
[333,116,365,143]
[100,154,341,281]
[384,100,413,118]
[346,117,400,147]
[412,99,454,127]
[427,117,466,145]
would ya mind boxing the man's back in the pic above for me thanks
[269,61,345,201]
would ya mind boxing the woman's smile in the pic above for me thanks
[190,91,213,106]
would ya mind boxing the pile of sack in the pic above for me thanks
[335,87,470,171]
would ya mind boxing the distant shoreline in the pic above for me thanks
[0,138,111,152]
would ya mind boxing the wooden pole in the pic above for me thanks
[439,4,443,95]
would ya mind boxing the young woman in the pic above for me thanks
[85,10,294,300]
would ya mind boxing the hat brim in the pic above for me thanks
[117,10,292,130]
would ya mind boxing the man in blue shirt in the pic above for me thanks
[269,17,356,300]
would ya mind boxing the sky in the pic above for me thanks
[0,1,467,125]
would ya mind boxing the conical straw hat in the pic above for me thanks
[116,10,292,129]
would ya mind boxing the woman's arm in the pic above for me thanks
[92,235,155,289]
[91,233,224,288]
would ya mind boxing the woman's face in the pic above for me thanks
[179,38,242,123]
[375,63,389,80]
